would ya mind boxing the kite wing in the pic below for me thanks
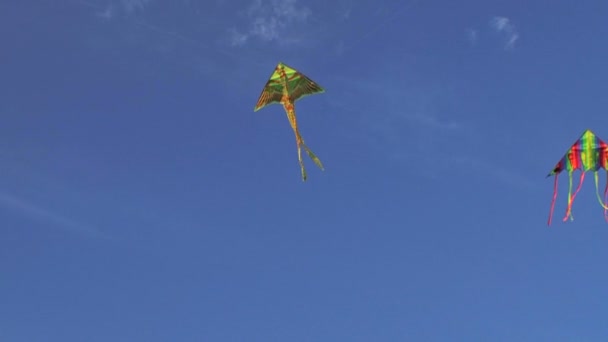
[547,129,608,224]
[254,62,324,112]
[548,129,608,176]
[254,78,283,112]
[277,63,325,102]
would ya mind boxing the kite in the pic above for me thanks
[547,129,608,225]
[254,62,325,181]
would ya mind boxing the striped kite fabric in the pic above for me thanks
[547,129,608,225]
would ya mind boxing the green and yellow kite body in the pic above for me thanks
[254,62,325,181]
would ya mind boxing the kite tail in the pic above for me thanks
[283,106,323,181]
[284,105,309,181]
[297,144,307,181]
[548,175,558,226]
[295,140,323,181]
[301,142,324,171]
[604,172,608,222]
[593,171,608,212]
[294,132,308,182]
[563,171,585,222]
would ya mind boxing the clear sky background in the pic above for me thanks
[2,0,608,341]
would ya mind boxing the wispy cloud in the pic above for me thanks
[490,16,519,50]
[340,8,351,21]
[447,156,536,189]
[465,28,477,45]
[328,75,472,168]
[229,0,312,46]
[228,28,249,47]
[97,5,114,20]
[122,0,152,14]
[409,111,463,131]
[78,0,151,19]
[74,0,266,78]
[0,192,107,238]
[327,69,523,187]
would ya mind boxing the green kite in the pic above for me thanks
[254,62,325,181]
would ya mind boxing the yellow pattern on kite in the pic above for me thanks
[254,62,325,181]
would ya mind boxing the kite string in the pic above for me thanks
[548,175,558,226]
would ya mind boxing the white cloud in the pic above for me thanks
[330,76,470,160]
[97,5,114,20]
[490,16,519,50]
[491,17,510,31]
[79,0,151,19]
[0,192,107,238]
[228,28,249,46]
[505,33,519,50]
[340,8,351,20]
[448,156,535,189]
[230,0,312,45]
[122,0,152,13]
[409,111,463,131]
[466,28,477,45]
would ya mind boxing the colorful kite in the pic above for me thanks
[254,62,325,181]
[547,129,608,225]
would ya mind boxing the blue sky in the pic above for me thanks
[2,0,608,340]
